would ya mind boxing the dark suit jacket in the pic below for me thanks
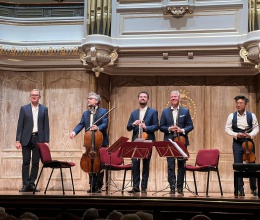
[16,103,50,146]
[73,107,109,146]
[160,106,194,146]
[127,107,159,141]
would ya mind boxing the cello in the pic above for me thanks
[80,107,115,174]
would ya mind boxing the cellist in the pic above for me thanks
[70,92,109,193]
[225,95,259,197]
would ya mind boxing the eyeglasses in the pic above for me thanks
[87,97,95,100]
[30,94,40,97]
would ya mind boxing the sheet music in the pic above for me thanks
[168,139,188,158]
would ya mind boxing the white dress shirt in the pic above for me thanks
[31,104,39,133]
[225,110,259,139]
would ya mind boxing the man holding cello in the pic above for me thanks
[225,95,259,196]
[160,90,194,195]
[70,92,109,193]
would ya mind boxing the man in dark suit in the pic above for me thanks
[160,90,194,195]
[16,89,50,192]
[70,92,109,193]
[127,91,159,194]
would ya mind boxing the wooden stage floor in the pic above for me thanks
[1,188,260,220]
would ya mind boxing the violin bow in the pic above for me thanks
[245,123,259,133]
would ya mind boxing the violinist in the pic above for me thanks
[126,91,159,194]
[225,95,259,196]
[160,90,194,195]
[70,92,109,193]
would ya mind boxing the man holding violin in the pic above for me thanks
[160,90,194,195]
[126,91,159,194]
[225,95,259,196]
[70,92,109,193]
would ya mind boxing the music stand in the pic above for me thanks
[152,139,193,196]
[101,136,129,194]
[119,140,153,194]
[119,141,153,159]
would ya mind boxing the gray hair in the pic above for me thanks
[170,90,181,98]
[88,92,101,104]
[30,89,41,96]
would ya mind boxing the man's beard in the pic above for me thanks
[140,102,147,106]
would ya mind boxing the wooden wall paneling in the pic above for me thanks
[44,70,95,191]
[0,71,44,190]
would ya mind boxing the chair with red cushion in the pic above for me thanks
[34,142,75,195]
[186,149,223,196]
[99,147,132,193]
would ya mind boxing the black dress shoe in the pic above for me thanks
[141,189,147,194]
[19,186,30,192]
[170,189,175,194]
[128,188,140,193]
[30,184,40,192]
[251,190,257,196]
[177,188,184,195]
[238,189,245,196]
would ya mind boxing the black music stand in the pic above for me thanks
[153,139,194,196]
[101,136,129,194]
[119,140,153,194]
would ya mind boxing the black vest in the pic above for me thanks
[232,111,253,142]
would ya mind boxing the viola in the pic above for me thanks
[241,124,259,163]
[242,139,255,163]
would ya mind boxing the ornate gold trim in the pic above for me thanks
[0,45,79,56]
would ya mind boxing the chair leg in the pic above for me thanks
[206,171,210,196]
[106,168,109,194]
[122,170,127,194]
[45,168,54,194]
[69,167,75,195]
[217,169,223,196]
[33,167,44,194]
[192,171,198,195]
[59,167,65,195]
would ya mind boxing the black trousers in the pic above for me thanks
[131,150,152,190]
[167,157,186,189]
[22,135,40,187]
[233,140,256,191]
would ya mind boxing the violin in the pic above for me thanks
[137,120,148,139]
[173,124,186,145]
